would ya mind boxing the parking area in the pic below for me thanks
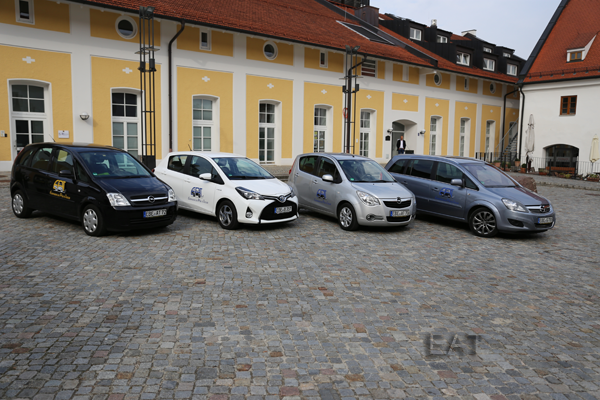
[0,185,599,400]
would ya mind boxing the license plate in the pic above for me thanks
[390,210,411,217]
[538,217,553,224]
[144,209,167,218]
[275,206,292,214]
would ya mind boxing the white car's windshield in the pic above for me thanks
[464,164,516,187]
[338,159,395,183]
[212,157,274,180]
[79,151,152,178]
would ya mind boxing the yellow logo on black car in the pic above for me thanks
[50,180,70,199]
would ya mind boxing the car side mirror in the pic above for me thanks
[59,170,73,178]
[322,174,334,182]
[450,178,463,187]
[199,173,212,181]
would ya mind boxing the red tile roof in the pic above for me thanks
[523,0,600,83]
[77,0,517,83]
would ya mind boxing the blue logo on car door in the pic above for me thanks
[439,188,454,198]
[191,187,203,198]
[316,189,326,200]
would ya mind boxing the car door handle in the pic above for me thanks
[184,179,191,183]
[294,173,299,177]
[312,179,318,184]
[432,187,439,191]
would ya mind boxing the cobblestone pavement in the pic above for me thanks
[0,186,599,400]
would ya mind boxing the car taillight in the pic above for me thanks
[152,168,155,173]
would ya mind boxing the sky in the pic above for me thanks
[370,0,562,60]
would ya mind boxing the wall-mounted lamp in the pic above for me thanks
[387,129,393,134]
[80,112,89,121]
[417,130,426,136]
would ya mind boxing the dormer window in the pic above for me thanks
[436,35,448,43]
[483,58,495,71]
[483,47,492,53]
[567,50,583,62]
[410,28,422,41]
[507,64,518,76]
[503,52,511,58]
[457,52,470,66]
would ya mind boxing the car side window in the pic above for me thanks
[168,155,188,173]
[410,159,434,179]
[435,162,463,183]
[389,158,410,174]
[317,158,341,181]
[188,156,213,177]
[30,147,54,171]
[298,156,318,175]
[16,147,36,167]
[464,175,478,190]
[51,149,74,175]
[75,161,91,183]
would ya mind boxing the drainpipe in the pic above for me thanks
[168,21,186,152]
[500,87,519,163]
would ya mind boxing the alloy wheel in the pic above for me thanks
[472,210,496,236]
[219,204,233,226]
[339,206,353,228]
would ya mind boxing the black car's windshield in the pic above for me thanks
[464,164,516,187]
[338,159,395,183]
[79,151,152,178]
[212,157,274,180]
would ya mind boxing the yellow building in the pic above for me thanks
[0,0,522,170]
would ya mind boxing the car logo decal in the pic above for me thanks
[50,180,70,199]
[278,195,286,203]
[397,197,403,204]
[190,187,203,198]
[316,189,326,200]
[439,188,454,198]
[148,196,155,203]
[541,205,549,213]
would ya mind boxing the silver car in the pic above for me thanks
[384,155,556,237]
[288,153,416,230]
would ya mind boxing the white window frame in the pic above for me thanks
[111,88,142,159]
[15,0,34,24]
[567,49,584,62]
[409,28,422,41]
[464,78,469,91]
[313,106,331,153]
[359,110,374,157]
[503,52,511,58]
[459,118,469,157]
[263,41,278,60]
[489,82,497,94]
[483,47,492,53]
[433,73,442,86]
[485,120,495,153]
[436,35,447,43]
[9,79,52,158]
[258,101,280,164]
[507,64,518,76]
[192,95,219,152]
[200,28,211,51]
[319,51,328,68]
[483,58,496,71]
[429,116,441,156]
[115,16,138,40]
[361,59,377,78]
[457,52,470,66]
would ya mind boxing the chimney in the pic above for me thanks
[461,29,477,37]
[355,5,379,27]
[431,19,437,26]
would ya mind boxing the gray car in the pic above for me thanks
[384,155,556,237]
[289,153,416,230]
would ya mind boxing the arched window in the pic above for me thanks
[10,81,49,156]
[111,89,140,158]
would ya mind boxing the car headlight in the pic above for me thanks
[106,193,130,207]
[357,191,380,206]
[287,185,296,198]
[502,198,528,213]
[236,187,264,200]
[168,188,177,202]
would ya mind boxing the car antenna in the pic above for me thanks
[187,144,192,150]
[46,132,55,142]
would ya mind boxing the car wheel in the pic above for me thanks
[82,204,107,237]
[469,207,498,238]
[218,200,239,230]
[12,190,33,218]
[338,202,359,231]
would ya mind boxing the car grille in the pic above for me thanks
[130,193,169,207]
[259,200,298,221]
[383,199,412,209]
[527,204,550,213]
[386,215,411,223]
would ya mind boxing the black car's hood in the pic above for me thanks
[486,186,549,205]
[95,177,169,198]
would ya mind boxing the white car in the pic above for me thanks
[155,152,298,229]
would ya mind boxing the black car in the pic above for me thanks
[10,143,177,236]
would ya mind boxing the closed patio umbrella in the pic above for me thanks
[525,114,535,172]
[590,135,600,174]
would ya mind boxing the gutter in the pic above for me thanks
[518,86,526,160]
[500,87,519,162]
[168,21,185,152]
